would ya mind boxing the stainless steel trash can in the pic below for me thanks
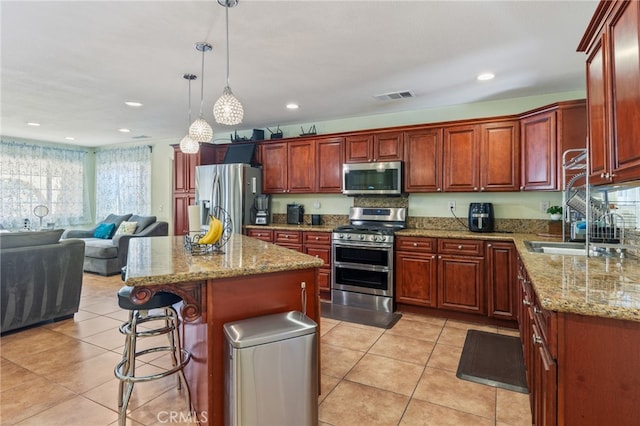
[224,311,318,426]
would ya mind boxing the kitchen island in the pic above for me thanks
[124,234,324,425]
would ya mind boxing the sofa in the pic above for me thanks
[61,213,168,276]
[1,229,85,334]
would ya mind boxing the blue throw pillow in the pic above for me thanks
[93,222,116,239]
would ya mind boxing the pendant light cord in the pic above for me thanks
[188,78,193,125]
[199,49,205,117]
[225,4,230,88]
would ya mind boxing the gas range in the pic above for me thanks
[332,207,406,244]
[333,225,395,244]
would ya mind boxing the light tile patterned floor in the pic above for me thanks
[0,274,531,425]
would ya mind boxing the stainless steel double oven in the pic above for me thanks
[331,207,405,313]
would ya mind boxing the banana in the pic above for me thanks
[198,216,223,245]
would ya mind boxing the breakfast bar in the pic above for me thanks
[124,234,324,425]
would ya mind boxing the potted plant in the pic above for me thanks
[546,205,563,221]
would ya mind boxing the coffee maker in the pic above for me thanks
[252,194,270,225]
[468,203,494,232]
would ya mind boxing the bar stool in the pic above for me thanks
[114,284,192,425]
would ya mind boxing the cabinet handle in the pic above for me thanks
[520,186,524,190]
[285,235,289,239]
[473,187,478,191]
[534,306,541,314]
[532,334,543,345]
[600,172,606,178]
[523,298,531,306]
[431,255,436,259]
[413,242,418,247]
[481,187,485,191]
[487,243,492,247]
[315,237,319,240]
[438,255,442,259]
[457,245,463,250]
[437,188,442,192]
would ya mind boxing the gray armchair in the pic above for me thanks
[62,214,168,276]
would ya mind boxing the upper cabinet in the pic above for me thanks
[519,101,587,191]
[260,137,344,194]
[345,131,403,163]
[442,120,520,192]
[579,0,640,185]
[404,127,443,192]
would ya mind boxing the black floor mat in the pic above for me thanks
[320,302,401,329]
[456,330,528,393]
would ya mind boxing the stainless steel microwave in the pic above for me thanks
[342,161,403,195]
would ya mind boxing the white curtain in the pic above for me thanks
[95,145,151,220]
[0,140,90,230]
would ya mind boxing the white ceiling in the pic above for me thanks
[1,0,598,148]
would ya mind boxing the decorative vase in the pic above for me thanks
[549,213,562,221]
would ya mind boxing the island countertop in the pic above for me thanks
[125,234,324,286]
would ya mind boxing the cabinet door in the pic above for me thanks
[443,124,480,192]
[403,128,443,192]
[305,245,330,268]
[213,145,228,164]
[373,131,404,162]
[174,149,190,192]
[261,142,288,193]
[609,1,640,183]
[486,242,517,320]
[480,121,520,191]
[316,137,344,193]
[532,324,557,426]
[287,140,315,193]
[437,255,485,314]
[586,35,609,185]
[317,268,331,296]
[174,193,195,236]
[520,111,557,190]
[395,251,437,307]
[345,134,373,163]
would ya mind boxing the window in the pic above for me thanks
[0,140,90,230]
[95,145,151,220]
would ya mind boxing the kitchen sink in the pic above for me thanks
[523,240,587,256]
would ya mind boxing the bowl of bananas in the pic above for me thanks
[184,206,232,255]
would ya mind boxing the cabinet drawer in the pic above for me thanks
[396,236,436,252]
[274,230,302,244]
[247,229,273,242]
[533,300,556,358]
[438,239,484,256]
[304,231,331,245]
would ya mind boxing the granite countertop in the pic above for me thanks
[395,228,640,322]
[125,234,323,286]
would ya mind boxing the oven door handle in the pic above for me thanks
[333,261,390,273]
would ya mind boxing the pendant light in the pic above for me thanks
[189,42,213,142]
[180,73,200,154]
[213,0,244,126]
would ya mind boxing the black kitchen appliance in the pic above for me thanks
[287,204,304,225]
[468,203,494,233]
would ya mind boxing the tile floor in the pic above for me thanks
[1,273,532,425]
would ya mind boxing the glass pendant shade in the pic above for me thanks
[179,134,200,154]
[189,118,213,143]
[213,86,244,125]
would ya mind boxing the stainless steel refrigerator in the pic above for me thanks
[195,164,262,234]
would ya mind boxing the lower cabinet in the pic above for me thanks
[395,237,437,307]
[437,238,485,314]
[486,242,517,320]
[246,228,274,242]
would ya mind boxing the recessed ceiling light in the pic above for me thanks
[26,122,40,126]
[286,103,299,110]
[65,137,75,141]
[119,128,131,133]
[477,73,495,81]
[125,101,143,107]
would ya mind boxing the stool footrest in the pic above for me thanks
[115,348,191,383]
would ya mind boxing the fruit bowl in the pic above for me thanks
[184,206,232,255]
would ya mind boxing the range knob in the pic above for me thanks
[338,234,344,239]
[346,234,352,240]
[359,234,365,240]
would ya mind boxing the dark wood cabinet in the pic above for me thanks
[436,239,484,315]
[485,242,517,320]
[579,0,640,185]
[315,137,344,193]
[443,121,519,192]
[260,142,288,194]
[395,237,438,307]
[403,127,443,192]
[443,124,480,192]
[261,140,315,194]
[303,231,332,299]
[519,101,587,191]
[172,144,216,236]
[246,228,273,242]
[273,230,303,251]
[480,121,520,191]
[345,131,403,163]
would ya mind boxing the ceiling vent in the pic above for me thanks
[373,90,415,101]
[132,135,151,139]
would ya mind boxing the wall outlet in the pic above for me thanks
[540,201,550,213]
[448,201,456,211]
